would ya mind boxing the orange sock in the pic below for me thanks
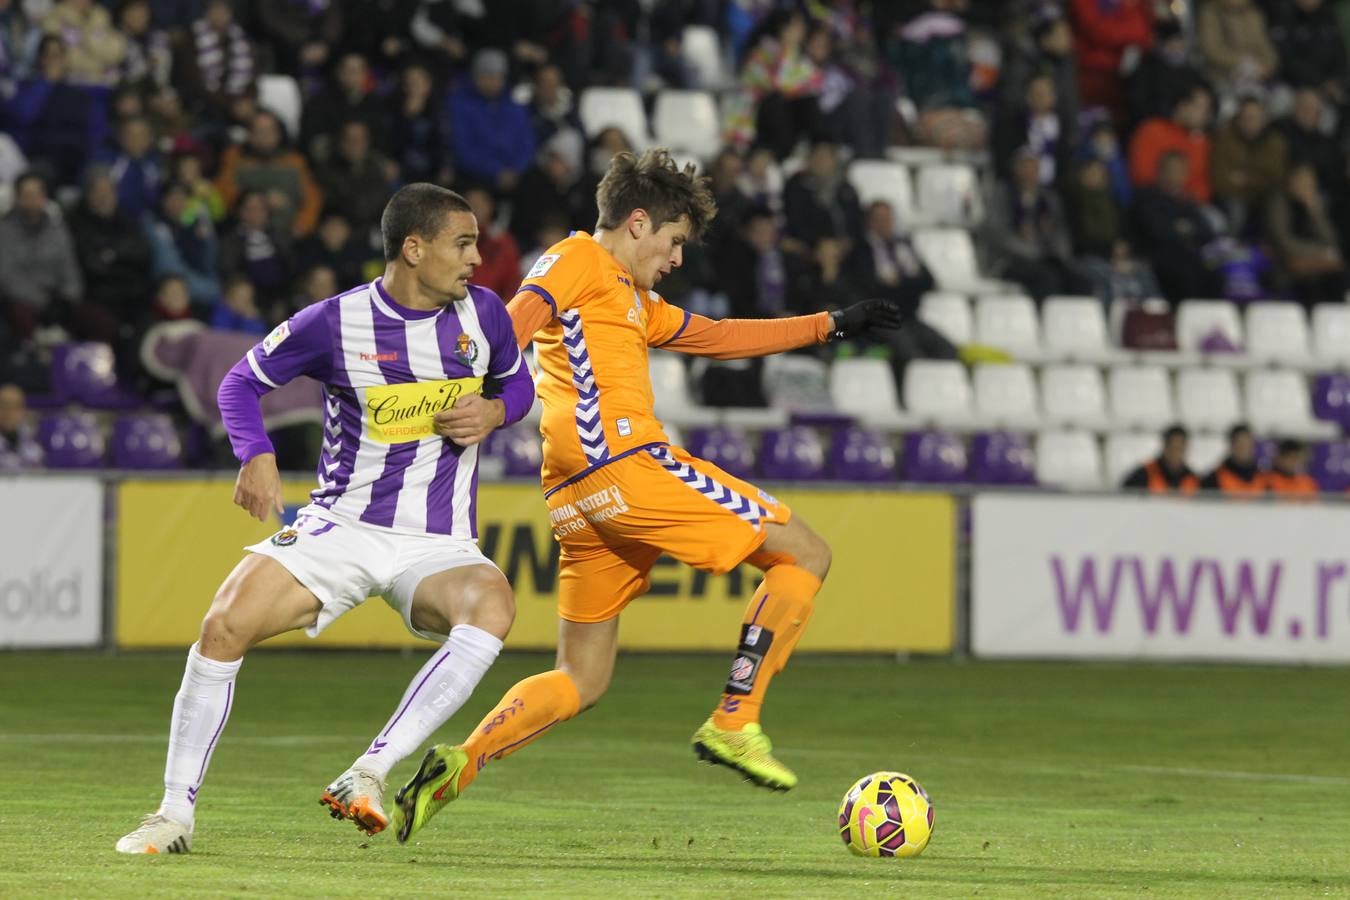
[711,564,821,730]
[457,669,581,792]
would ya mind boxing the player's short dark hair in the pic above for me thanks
[380,183,473,262]
[594,148,717,241]
[1162,424,1189,443]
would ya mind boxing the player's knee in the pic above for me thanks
[799,532,832,581]
[198,602,250,660]
[455,570,516,640]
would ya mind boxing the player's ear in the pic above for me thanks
[402,234,421,267]
[627,209,647,240]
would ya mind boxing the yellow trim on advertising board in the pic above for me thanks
[115,481,953,652]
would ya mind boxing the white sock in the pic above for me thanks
[355,624,503,780]
[160,643,241,827]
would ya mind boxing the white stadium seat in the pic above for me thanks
[652,90,721,161]
[916,292,972,345]
[578,87,649,146]
[1245,302,1313,369]
[763,354,831,410]
[1041,295,1124,363]
[847,159,918,231]
[912,228,1007,296]
[1108,365,1175,430]
[972,363,1041,429]
[1041,365,1110,430]
[1176,299,1245,356]
[649,350,705,427]
[973,294,1043,360]
[1243,371,1339,440]
[914,163,984,227]
[1176,368,1242,431]
[903,360,976,430]
[831,358,914,430]
[1035,429,1103,489]
[1186,432,1227,474]
[1311,304,1350,366]
[681,25,726,89]
[258,74,302,139]
[1104,431,1162,486]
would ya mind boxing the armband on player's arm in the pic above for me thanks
[655,311,833,360]
[217,357,275,464]
[506,288,558,350]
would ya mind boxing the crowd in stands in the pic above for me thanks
[1,0,1349,488]
[1122,422,1319,496]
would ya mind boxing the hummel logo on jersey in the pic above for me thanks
[360,351,400,362]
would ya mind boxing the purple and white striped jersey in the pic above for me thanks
[218,279,535,538]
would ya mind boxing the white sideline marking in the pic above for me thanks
[0,733,351,746]
[1119,764,1350,786]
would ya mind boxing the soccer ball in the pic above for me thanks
[837,771,934,858]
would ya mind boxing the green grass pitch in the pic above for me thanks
[2,652,1348,898]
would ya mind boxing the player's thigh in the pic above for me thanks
[201,553,323,659]
[407,563,514,641]
[753,515,832,581]
[555,536,663,624]
[556,615,621,710]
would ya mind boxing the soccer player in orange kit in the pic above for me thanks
[393,149,902,841]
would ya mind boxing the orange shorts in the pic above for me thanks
[545,444,792,623]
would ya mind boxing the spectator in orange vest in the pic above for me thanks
[1123,425,1200,494]
[1264,438,1319,498]
[1129,86,1213,204]
[1200,423,1264,494]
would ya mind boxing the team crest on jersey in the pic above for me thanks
[455,333,479,365]
[261,321,290,356]
[270,527,298,547]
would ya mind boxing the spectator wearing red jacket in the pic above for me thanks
[1071,0,1154,116]
[1129,86,1213,204]
[463,185,521,301]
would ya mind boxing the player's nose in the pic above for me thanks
[670,245,683,268]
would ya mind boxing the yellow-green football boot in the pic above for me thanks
[691,717,797,791]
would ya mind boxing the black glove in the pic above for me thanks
[828,298,905,341]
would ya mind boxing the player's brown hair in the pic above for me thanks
[381,183,473,262]
[594,148,717,241]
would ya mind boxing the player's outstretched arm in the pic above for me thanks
[654,299,904,360]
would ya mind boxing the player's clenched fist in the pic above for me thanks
[233,452,284,521]
[433,392,506,447]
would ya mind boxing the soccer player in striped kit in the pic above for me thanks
[116,184,535,854]
[391,150,902,842]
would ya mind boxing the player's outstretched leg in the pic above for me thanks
[322,566,511,836]
[393,618,613,842]
[692,517,830,792]
[117,556,320,854]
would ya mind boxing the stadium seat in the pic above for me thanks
[762,354,831,410]
[914,163,983,227]
[1311,304,1350,367]
[1243,371,1340,440]
[686,427,755,479]
[973,294,1044,361]
[258,74,302,139]
[828,427,897,481]
[972,362,1041,430]
[1176,368,1242,432]
[652,90,721,160]
[1107,365,1175,430]
[902,360,976,431]
[681,25,726,89]
[1103,431,1162,486]
[969,431,1035,484]
[886,145,946,167]
[916,291,972,345]
[50,342,142,409]
[1245,302,1313,369]
[649,351,707,428]
[759,426,826,480]
[912,228,1007,295]
[578,87,649,146]
[1034,429,1102,489]
[1040,365,1110,430]
[485,423,542,477]
[1041,295,1123,363]
[1312,373,1350,428]
[1186,432,1226,475]
[847,159,917,231]
[1176,299,1246,360]
[1309,441,1350,492]
[829,357,914,430]
[37,413,105,468]
[111,414,182,469]
[901,429,967,483]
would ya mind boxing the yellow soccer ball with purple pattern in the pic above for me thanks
[837,771,934,858]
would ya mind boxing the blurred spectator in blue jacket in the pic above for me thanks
[2,35,109,186]
[210,276,267,336]
[449,48,535,194]
[97,114,163,218]
[145,180,220,309]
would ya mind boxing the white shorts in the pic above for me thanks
[245,504,500,642]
